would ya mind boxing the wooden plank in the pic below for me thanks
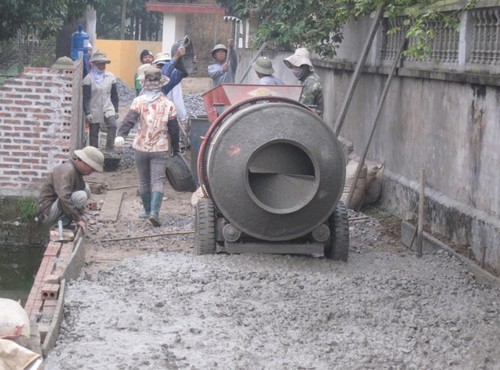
[98,190,124,222]
[62,234,86,282]
[42,279,66,357]
[28,320,43,356]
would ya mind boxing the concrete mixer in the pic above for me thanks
[194,84,348,260]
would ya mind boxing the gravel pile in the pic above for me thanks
[183,93,207,118]
[116,78,136,107]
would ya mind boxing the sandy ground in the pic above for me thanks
[40,164,500,370]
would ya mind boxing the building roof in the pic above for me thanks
[145,2,226,15]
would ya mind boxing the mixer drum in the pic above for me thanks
[204,101,346,241]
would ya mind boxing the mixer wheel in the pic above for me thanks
[194,198,216,255]
[325,201,349,261]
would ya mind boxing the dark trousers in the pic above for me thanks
[89,115,117,149]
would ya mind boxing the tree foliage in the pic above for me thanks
[0,0,102,41]
[94,0,168,40]
[216,0,477,59]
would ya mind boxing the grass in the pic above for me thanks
[17,197,37,223]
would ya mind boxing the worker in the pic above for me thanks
[134,49,154,96]
[114,66,180,227]
[83,43,93,77]
[35,146,104,232]
[252,56,284,85]
[153,52,188,149]
[284,47,324,117]
[208,39,238,87]
[83,51,119,150]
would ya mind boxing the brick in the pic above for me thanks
[41,284,60,300]
[24,81,43,87]
[26,298,44,319]
[42,299,58,308]
[44,274,61,284]
[45,242,62,257]
[85,200,98,211]
[60,242,74,256]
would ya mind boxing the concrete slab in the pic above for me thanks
[225,242,324,255]
[401,221,500,288]
[99,190,124,222]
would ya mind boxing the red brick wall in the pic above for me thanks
[0,61,83,196]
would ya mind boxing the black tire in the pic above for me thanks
[325,201,349,261]
[194,198,216,255]
[166,153,197,192]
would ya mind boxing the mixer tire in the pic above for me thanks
[325,201,349,261]
[194,198,216,255]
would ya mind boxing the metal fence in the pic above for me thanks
[0,40,56,80]
[381,6,500,68]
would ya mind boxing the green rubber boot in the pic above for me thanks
[139,192,151,219]
[149,191,163,227]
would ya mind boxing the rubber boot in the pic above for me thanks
[139,192,151,219]
[149,191,163,227]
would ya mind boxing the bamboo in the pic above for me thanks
[416,168,425,258]
[334,6,385,136]
[238,41,268,83]
[345,36,408,209]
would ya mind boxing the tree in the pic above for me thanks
[94,0,163,40]
[0,0,101,41]
[215,0,477,59]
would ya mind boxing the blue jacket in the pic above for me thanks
[161,61,186,96]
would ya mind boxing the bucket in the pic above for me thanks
[103,157,121,172]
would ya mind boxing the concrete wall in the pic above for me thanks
[235,41,500,273]
[94,40,163,88]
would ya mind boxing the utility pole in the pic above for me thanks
[120,0,127,40]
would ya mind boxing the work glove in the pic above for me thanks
[85,114,93,123]
[114,136,125,148]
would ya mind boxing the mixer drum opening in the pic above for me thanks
[246,140,319,214]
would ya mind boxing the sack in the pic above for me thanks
[171,35,198,76]
[0,298,31,347]
[0,338,42,370]
[190,186,206,207]
[340,157,367,211]
[364,161,385,205]
[166,153,197,192]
